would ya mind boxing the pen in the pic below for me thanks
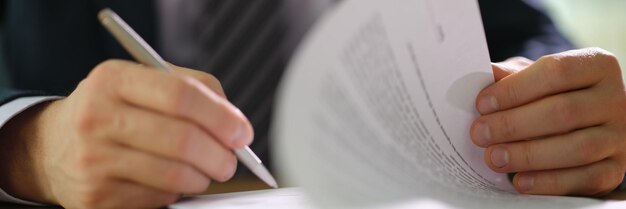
[97,8,278,189]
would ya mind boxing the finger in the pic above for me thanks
[472,88,609,146]
[91,59,253,148]
[492,63,514,82]
[103,145,211,194]
[104,105,237,182]
[513,159,624,196]
[82,180,178,209]
[492,57,534,81]
[504,56,534,69]
[169,63,226,97]
[477,48,618,114]
[483,126,617,173]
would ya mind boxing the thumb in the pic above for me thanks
[492,56,534,81]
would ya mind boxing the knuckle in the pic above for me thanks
[73,110,97,137]
[196,74,225,96]
[497,114,518,140]
[571,48,622,80]
[196,73,221,87]
[601,55,620,71]
[163,77,195,114]
[89,60,121,84]
[541,55,570,84]
[519,143,534,169]
[574,137,599,164]
[537,55,572,92]
[110,111,128,134]
[213,115,235,139]
[503,84,521,107]
[601,162,624,191]
[614,95,626,115]
[77,182,108,208]
[543,173,565,194]
[552,96,578,124]
[73,101,105,137]
[74,79,89,91]
[587,47,617,61]
[585,166,621,195]
[77,193,103,208]
[593,49,621,76]
[510,56,534,65]
[169,124,197,158]
[74,147,102,173]
[202,105,237,140]
[164,164,189,189]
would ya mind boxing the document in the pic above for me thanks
[170,188,312,209]
[272,0,626,208]
[170,188,625,209]
[170,0,626,208]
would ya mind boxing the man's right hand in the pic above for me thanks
[0,60,253,209]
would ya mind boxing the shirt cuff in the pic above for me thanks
[0,96,62,205]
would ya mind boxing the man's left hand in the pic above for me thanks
[471,48,626,196]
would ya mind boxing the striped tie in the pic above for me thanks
[196,0,287,176]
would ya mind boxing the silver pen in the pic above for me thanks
[97,8,278,189]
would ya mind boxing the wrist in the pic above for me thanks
[0,99,63,204]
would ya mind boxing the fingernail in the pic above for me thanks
[473,122,491,146]
[490,146,509,168]
[230,124,249,147]
[478,95,499,114]
[517,175,535,192]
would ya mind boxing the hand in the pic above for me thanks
[0,60,253,208]
[471,48,626,196]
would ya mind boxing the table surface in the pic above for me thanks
[0,177,273,209]
[1,178,625,209]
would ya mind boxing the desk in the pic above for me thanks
[1,178,625,209]
[604,191,626,200]
[0,177,272,209]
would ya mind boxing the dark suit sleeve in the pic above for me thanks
[480,0,574,62]
[0,0,45,106]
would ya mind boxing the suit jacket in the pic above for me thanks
[0,0,572,101]
[0,0,573,175]
[0,0,156,97]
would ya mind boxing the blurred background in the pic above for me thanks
[0,1,624,85]
[544,0,626,81]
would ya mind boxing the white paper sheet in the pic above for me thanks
[170,188,312,209]
[169,188,626,209]
[272,0,625,208]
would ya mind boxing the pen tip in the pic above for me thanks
[268,178,279,189]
